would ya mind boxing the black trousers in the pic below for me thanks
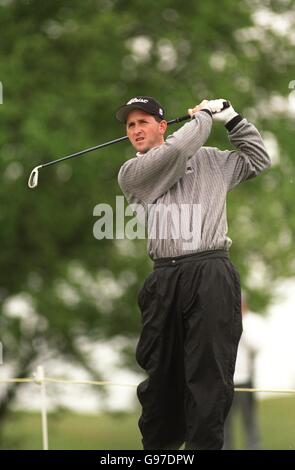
[135,250,242,450]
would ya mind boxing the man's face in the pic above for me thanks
[126,109,167,153]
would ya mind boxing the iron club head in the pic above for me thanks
[28,165,42,189]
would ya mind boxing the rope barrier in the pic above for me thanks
[0,377,136,387]
[44,378,137,387]
[0,378,35,384]
[235,387,295,394]
[1,377,295,393]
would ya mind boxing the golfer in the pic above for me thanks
[116,96,271,450]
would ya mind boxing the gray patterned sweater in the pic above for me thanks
[118,111,271,260]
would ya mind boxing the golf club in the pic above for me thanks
[28,100,230,189]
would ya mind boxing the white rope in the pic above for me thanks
[1,376,295,394]
[235,387,295,394]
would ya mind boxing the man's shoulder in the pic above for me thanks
[197,146,222,156]
[118,154,137,172]
[189,146,223,167]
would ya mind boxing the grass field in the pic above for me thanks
[1,396,295,450]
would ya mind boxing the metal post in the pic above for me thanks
[35,365,49,450]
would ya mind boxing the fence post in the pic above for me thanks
[34,365,49,450]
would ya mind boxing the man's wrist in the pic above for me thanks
[200,109,212,117]
[223,108,239,123]
[225,114,243,131]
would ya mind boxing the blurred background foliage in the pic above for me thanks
[0,0,294,442]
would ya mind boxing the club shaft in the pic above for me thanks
[36,101,230,170]
[41,115,193,169]
[42,135,129,168]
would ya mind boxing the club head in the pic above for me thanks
[28,165,42,189]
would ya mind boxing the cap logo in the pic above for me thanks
[127,97,149,105]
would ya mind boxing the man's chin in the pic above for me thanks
[136,144,150,153]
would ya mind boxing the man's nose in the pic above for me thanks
[135,126,143,134]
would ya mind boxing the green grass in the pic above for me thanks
[260,396,295,450]
[1,396,295,450]
[0,409,142,450]
[227,395,295,450]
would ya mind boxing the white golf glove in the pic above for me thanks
[209,99,238,123]
[188,99,238,124]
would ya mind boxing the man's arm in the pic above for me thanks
[209,104,271,191]
[118,110,212,204]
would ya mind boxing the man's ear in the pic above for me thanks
[159,120,168,135]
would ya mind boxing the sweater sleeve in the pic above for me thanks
[210,116,271,191]
[118,111,212,204]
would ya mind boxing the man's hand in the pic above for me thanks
[188,99,238,124]
[210,99,238,123]
[188,100,210,116]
